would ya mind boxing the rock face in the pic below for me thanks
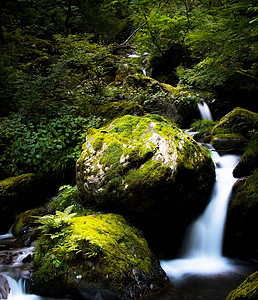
[226,271,258,300]
[224,172,258,260]
[33,213,167,299]
[0,173,41,233]
[76,114,215,255]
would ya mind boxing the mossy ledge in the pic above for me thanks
[33,213,167,299]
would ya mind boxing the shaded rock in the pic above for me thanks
[210,133,247,153]
[233,137,258,177]
[224,172,258,260]
[0,274,10,299]
[213,107,258,138]
[12,208,46,247]
[76,114,215,256]
[0,174,42,234]
[33,213,167,299]
[226,271,258,300]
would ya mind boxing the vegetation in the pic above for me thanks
[33,208,165,298]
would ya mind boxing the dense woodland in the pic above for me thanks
[1,0,257,182]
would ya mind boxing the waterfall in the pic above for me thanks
[197,101,213,121]
[3,275,42,300]
[161,148,240,279]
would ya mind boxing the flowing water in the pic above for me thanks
[197,101,213,121]
[145,149,257,300]
[160,151,240,279]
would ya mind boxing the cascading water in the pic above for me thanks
[197,101,213,121]
[161,148,240,279]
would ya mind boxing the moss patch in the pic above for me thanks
[213,107,258,137]
[33,213,166,298]
[226,271,258,300]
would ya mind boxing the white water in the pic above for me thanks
[3,275,41,300]
[161,150,240,279]
[197,101,213,121]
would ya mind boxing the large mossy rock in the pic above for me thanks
[33,213,167,299]
[0,173,42,234]
[226,271,258,300]
[213,107,258,137]
[76,114,215,255]
[224,172,258,259]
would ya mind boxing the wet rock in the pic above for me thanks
[210,133,247,153]
[0,274,10,299]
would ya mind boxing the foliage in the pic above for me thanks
[35,205,76,236]
[48,185,84,213]
[0,113,103,177]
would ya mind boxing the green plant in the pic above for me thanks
[0,113,104,177]
[48,185,84,213]
[36,205,76,236]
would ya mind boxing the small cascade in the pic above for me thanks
[3,275,41,300]
[161,149,240,279]
[197,101,213,121]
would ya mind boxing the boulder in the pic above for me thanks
[224,172,258,260]
[76,114,215,255]
[233,138,258,177]
[0,174,42,234]
[33,213,167,299]
[226,271,258,300]
[212,107,258,138]
[210,133,247,153]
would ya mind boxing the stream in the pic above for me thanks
[0,102,257,299]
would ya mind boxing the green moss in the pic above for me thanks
[230,172,258,209]
[124,160,172,191]
[213,107,258,137]
[0,173,37,191]
[33,213,156,297]
[13,208,45,236]
[226,271,258,300]
[96,100,144,122]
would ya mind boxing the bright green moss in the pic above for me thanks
[124,160,172,191]
[33,213,155,296]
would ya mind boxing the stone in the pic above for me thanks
[76,114,215,255]
[33,213,168,299]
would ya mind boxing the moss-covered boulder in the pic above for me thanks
[226,271,258,300]
[33,213,167,299]
[76,114,215,255]
[233,135,258,177]
[224,172,258,260]
[0,173,42,234]
[210,133,247,153]
[213,107,258,137]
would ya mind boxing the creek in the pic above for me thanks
[0,102,256,299]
